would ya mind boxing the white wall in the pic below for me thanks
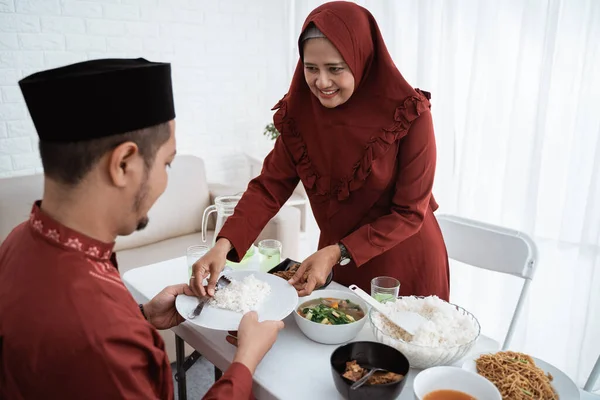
[0,0,292,184]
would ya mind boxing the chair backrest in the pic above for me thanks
[584,353,600,392]
[437,214,537,280]
[436,214,539,349]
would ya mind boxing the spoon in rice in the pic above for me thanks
[188,275,232,319]
[349,284,427,336]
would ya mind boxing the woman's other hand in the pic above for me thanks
[288,245,340,296]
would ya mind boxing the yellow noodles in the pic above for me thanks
[476,351,558,399]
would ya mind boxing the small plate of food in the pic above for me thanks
[268,258,333,290]
[462,351,579,399]
[176,270,298,331]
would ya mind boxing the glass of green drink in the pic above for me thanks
[371,276,400,303]
[258,239,281,272]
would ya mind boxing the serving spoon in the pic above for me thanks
[350,366,389,390]
[349,284,427,335]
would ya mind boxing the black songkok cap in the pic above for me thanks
[19,58,175,143]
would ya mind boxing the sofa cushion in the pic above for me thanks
[0,155,210,250]
[116,231,213,276]
[115,155,211,252]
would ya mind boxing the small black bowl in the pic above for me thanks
[330,341,410,400]
[267,258,333,290]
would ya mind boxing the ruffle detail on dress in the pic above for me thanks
[272,89,431,200]
[273,98,329,195]
[333,89,431,201]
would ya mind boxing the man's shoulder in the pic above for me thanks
[0,220,30,252]
[1,236,125,288]
[1,240,136,332]
[0,221,43,277]
[57,254,141,325]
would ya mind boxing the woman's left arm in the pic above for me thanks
[340,109,436,267]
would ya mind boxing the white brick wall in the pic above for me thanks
[41,16,86,34]
[0,0,291,182]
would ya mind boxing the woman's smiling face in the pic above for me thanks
[303,38,355,108]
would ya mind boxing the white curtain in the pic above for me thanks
[288,0,600,389]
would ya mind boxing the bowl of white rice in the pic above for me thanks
[369,296,480,369]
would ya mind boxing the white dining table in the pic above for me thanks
[123,256,595,400]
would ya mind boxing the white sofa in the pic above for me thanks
[0,155,301,362]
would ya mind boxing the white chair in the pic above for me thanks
[584,354,600,392]
[437,214,538,350]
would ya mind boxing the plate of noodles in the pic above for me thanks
[462,351,579,400]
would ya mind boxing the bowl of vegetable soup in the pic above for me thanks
[293,289,368,345]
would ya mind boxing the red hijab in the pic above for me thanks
[273,1,430,203]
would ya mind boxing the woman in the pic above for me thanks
[191,1,450,301]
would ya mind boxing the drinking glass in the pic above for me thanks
[187,245,210,279]
[371,276,400,303]
[258,239,282,272]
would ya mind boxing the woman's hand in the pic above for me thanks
[289,245,340,296]
[189,238,231,297]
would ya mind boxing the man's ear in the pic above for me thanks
[108,142,141,187]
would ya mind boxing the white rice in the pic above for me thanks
[371,296,479,368]
[210,275,271,314]
[372,295,478,347]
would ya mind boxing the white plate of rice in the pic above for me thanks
[176,270,298,331]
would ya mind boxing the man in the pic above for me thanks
[0,58,283,399]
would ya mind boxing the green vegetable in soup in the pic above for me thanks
[297,297,364,325]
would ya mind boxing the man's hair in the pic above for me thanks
[39,122,171,186]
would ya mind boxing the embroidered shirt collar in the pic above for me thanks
[28,201,115,261]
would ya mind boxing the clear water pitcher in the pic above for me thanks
[201,195,241,247]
